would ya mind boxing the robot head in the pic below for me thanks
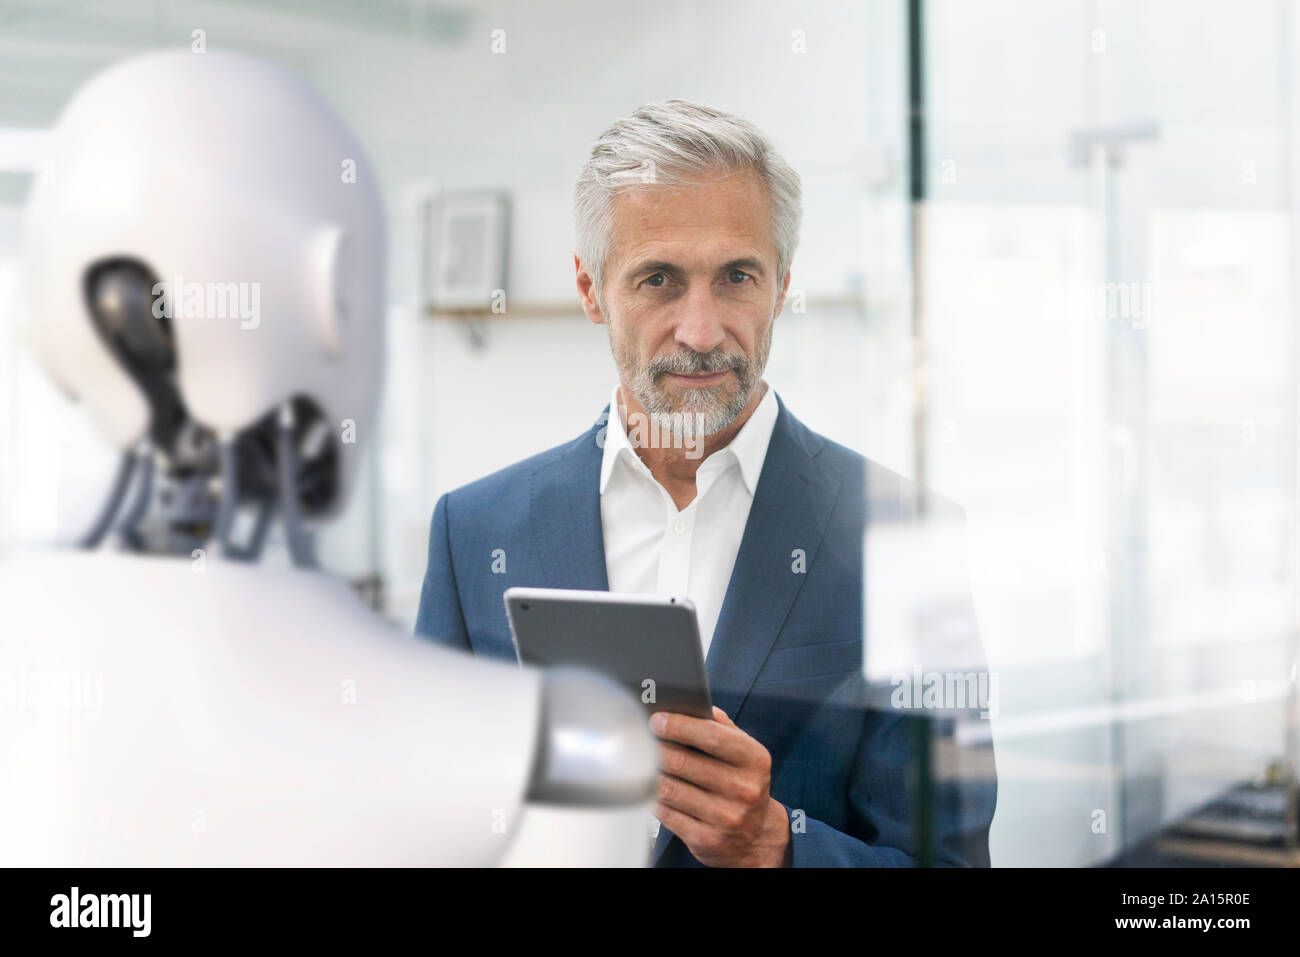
[22,50,386,535]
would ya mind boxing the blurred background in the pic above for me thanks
[0,0,1297,866]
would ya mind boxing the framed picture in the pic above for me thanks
[423,190,510,312]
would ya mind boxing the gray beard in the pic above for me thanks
[632,379,753,440]
[612,324,771,440]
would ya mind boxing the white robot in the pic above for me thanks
[0,50,656,866]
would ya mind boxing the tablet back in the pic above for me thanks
[504,587,713,719]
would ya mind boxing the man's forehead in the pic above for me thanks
[607,169,777,271]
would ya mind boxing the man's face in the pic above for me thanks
[578,167,789,437]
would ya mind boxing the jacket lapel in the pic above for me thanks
[704,397,841,717]
[653,396,844,865]
[529,408,610,592]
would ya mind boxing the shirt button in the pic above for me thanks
[673,518,686,534]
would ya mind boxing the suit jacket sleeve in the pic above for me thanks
[786,490,996,867]
[787,706,994,867]
[414,492,472,651]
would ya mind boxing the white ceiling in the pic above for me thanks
[0,0,475,126]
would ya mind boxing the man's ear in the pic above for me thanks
[575,255,606,325]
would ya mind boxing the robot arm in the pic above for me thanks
[503,669,658,867]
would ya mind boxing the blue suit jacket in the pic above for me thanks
[415,395,996,866]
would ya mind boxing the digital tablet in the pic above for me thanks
[503,587,713,719]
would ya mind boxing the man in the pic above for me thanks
[416,100,995,867]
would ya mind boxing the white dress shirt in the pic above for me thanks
[599,381,780,660]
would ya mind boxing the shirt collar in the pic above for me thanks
[599,383,644,493]
[598,381,779,497]
[726,382,779,495]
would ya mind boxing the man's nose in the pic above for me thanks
[673,284,726,355]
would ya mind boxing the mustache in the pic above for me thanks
[647,349,750,378]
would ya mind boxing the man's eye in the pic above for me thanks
[644,273,667,287]
[728,269,753,284]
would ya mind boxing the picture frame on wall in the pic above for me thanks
[422,189,511,313]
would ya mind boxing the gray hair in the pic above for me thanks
[574,99,802,307]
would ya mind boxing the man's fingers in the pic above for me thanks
[657,772,730,825]
[657,740,731,791]
[653,800,705,850]
[650,710,751,765]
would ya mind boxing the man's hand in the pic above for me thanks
[649,706,792,867]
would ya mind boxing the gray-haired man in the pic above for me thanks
[418,100,996,867]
